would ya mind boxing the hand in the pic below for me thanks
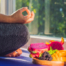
[11,7,35,24]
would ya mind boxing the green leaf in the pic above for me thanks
[32,51,37,54]
[39,53,42,57]
[48,47,58,55]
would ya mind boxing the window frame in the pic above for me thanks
[0,0,16,15]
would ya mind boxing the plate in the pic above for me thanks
[33,58,66,66]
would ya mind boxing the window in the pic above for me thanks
[0,0,66,38]
[16,0,66,38]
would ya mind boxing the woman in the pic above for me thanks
[0,7,35,57]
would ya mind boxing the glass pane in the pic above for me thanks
[16,0,66,38]
[50,0,66,37]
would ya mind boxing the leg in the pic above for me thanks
[0,23,30,56]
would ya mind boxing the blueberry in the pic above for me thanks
[38,51,52,61]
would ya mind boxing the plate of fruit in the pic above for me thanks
[28,37,66,66]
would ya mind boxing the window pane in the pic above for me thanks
[16,0,66,38]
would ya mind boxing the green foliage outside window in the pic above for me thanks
[16,0,66,38]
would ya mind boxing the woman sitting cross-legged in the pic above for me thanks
[0,7,35,57]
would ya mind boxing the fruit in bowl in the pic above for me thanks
[28,43,48,58]
[28,37,66,65]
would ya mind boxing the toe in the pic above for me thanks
[16,49,22,54]
[5,49,22,57]
[12,51,17,57]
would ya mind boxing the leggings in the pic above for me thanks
[0,23,30,56]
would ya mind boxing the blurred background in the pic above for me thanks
[0,0,66,38]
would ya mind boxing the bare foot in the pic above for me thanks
[5,49,22,57]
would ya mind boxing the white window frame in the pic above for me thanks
[0,0,16,15]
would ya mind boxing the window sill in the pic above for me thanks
[30,35,66,41]
[22,35,66,49]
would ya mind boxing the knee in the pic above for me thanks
[19,24,30,43]
[12,24,30,44]
[0,23,30,44]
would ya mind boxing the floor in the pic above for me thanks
[0,48,44,66]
